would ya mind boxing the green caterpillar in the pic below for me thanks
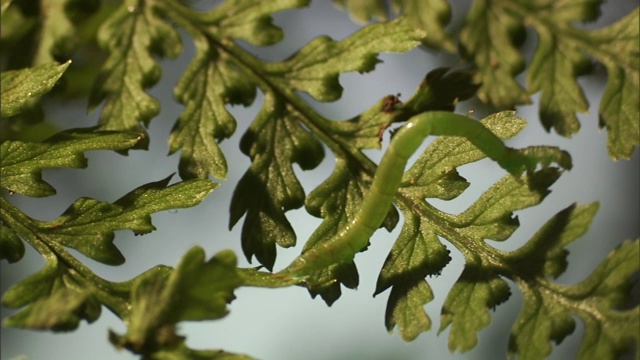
[279,111,566,279]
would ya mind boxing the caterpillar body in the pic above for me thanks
[280,111,549,278]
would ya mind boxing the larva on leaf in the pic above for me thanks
[279,111,571,280]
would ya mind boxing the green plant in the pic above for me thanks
[1,0,638,359]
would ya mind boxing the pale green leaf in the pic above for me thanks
[0,61,70,118]
[34,176,217,265]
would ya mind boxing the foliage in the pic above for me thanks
[1,1,638,359]
[336,0,640,159]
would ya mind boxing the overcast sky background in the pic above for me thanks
[2,1,638,359]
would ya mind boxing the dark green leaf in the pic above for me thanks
[0,221,24,263]
[439,268,511,352]
[2,258,60,308]
[230,93,324,270]
[385,280,433,342]
[168,35,255,180]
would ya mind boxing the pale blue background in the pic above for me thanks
[2,1,638,359]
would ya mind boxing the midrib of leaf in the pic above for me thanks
[0,198,131,315]
[160,0,382,176]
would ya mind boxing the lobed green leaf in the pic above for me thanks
[378,111,570,342]
[333,0,455,52]
[459,1,529,109]
[439,269,511,352]
[2,258,60,308]
[393,0,456,52]
[509,240,639,359]
[169,33,255,181]
[591,10,640,159]
[303,69,481,304]
[89,0,182,143]
[302,158,382,304]
[229,93,324,270]
[32,175,217,265]
[385,280,433,342]
[527,27,590,136]
[507,203,600,278]
[264,18,425,102]
[197,0,311,46]
[2,257,102,331]
[4,286,101,331]
[0,128,144,197]
[332,0,387,23]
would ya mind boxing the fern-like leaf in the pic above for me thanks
[230,92,324,270]
[89,0,182,146]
